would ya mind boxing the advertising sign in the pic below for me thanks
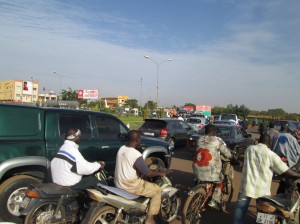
[78,90,99,100]
[22,81,33,95]
[195,105,212,116]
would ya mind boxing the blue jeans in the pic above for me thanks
[232,192,252,224]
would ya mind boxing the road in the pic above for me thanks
[167,127,280,224]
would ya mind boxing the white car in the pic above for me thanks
[214,114,240,125]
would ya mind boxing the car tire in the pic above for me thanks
[0,175,40,223]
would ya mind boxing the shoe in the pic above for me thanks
[207,199,220,211]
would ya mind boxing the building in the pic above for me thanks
[102,95,129,109]
[0,80,39,103]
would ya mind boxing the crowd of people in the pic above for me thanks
[48,117,300,224]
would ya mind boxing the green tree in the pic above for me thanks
[268,108,286,119]
[61,88,78,101]
[126,99,138,109]
[144,100,156,110]
[238,104,250,120]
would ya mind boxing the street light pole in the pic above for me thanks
[144,55,172,109]
[139,77,143,109]
[53,71,62,105]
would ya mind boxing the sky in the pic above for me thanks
[0,0,299,113]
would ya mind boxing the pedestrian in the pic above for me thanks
[266,122,279,142]
[232,134,300,224]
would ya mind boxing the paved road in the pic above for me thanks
[167,127,280,224]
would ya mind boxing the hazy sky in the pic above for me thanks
[1,0,299,113]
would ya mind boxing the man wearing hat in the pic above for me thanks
[51,128,105,190]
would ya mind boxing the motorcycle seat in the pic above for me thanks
[97,183,140,200]
[32,183,80,196]
[257,193,292,209]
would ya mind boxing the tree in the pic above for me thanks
[61,88,78,101]
[144,100,156,110]
[126,99,138,109]
[238,104,250,120]
[268,108,286,119]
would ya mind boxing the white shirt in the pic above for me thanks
[114,145,144,191]
[51,140,101,186]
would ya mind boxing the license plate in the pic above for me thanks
[144,132,154,136]
[21,197,31,209]
[256,212,276,224]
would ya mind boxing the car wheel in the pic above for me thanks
[0,175,40,223]
[168,138,175,149]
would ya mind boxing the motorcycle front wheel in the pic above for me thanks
[182,186,207,224]
[24,202,66,224]
[88,205,124,224]
[159,192,181,223]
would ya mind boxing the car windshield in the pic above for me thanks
[216,126,231,138]
[221,114,236,121]
[187,118,202,124]
[141,120,166,129]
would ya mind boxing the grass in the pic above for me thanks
[116,115,144,130]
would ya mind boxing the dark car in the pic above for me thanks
[139,118,197,148]
[189,124,255,157]
[273,120,298,132]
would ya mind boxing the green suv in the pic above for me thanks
[0,104,172,223]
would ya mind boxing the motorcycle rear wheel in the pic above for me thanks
[24,202,66,224]
[182,186,207,224]
[88,205,124,224]
[159,192,181,223]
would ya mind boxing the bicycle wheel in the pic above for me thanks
[222,165,234,210]
[182,186,207,224]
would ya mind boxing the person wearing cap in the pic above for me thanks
[51,127,105,190]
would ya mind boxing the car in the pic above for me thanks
[273,120,298,132]
[214,113,240,125]
[213,120,237,126]
[139,118,197,148]
[186,117,209,132]
[0,103,172,223]
[189,124,255,157]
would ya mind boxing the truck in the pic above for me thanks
[0,104,173,223]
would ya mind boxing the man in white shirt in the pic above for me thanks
[51,128,105,190]
[114,130,165,224]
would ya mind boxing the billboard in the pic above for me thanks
[78,90,99,100]
[22,81,33,95]
[195,105,211,117]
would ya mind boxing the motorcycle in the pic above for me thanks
[82,172,181,224]
[181,156,235,224]
[20,170,108,223]
[256,178,300,224]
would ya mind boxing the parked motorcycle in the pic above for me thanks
[20,170,108,223]
[181,157,235,224]
[256,179,300,224]
[82,173,181,224]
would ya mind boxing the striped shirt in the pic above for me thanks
[239,143,289,198]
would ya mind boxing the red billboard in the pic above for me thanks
[78,90,99,100]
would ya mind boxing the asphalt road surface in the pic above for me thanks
[168,127,280,224]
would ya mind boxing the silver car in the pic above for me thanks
[186,117,208,132]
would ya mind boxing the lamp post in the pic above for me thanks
[139,77,143,110]
[53,71,63,104]
[144,55,172,109]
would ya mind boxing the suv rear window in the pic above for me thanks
[141,120,167,129]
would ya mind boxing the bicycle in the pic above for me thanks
[182,158,234,224]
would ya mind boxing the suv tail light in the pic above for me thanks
[160,128,168,137]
